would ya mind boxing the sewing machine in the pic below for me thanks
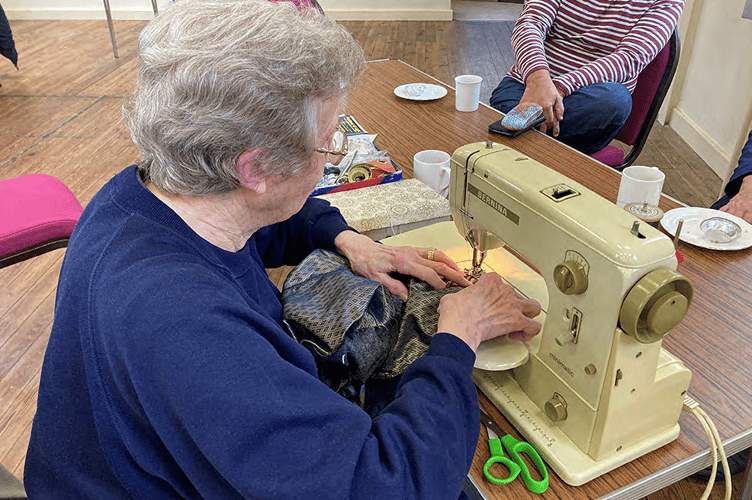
[451,141,694,486]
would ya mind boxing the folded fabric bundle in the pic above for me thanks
[281,249,460,414]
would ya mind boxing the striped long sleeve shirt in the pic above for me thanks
[507,0,684,96]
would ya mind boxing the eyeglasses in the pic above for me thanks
[315,130,348,165]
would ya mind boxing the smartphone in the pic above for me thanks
[488,115,546,138]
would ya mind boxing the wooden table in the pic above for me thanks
[346,59,752,500]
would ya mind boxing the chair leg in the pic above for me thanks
[103,0,118,58]
[151,0,158,15]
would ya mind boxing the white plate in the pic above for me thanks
[660,207,752,251]
[394,83,447,101]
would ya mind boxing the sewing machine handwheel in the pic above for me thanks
[619,268,694,344]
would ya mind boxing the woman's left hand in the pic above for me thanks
[334,230,471,301]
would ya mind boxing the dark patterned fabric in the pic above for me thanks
[281,249,460,410]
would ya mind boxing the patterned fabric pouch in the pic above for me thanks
[500,102,543,131]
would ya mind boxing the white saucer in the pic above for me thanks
[394,83,447,101]
[661,207,752,251]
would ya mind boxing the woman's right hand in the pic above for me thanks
[437,272,542,352]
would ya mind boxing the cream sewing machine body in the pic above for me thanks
[450,141,693,486]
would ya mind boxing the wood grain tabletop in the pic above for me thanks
[347,59,752,500]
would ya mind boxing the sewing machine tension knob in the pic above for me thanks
[553,260,588,295]
[545,395,568,422]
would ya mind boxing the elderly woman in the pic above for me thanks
[24,1,541,499]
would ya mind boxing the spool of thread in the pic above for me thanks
[347,164,372,183]
[624,202,664,228]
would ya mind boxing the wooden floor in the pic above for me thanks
[0,18,737,499]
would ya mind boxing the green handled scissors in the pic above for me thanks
[480,408,549,494]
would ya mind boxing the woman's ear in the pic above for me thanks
[236,149,267,194]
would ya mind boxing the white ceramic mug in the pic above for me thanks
[616,165,665,208]
[455,75,482,112]
[413,150,451,198]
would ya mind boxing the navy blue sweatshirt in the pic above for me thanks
[712,128,752,209]
[25,166,479,499]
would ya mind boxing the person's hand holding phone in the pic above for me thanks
[488,102,545,138]
[520,70,564,136]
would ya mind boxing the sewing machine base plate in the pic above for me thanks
[473,368,681,486]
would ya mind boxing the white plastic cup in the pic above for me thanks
[413,150,451,198]
[616,165,665,208]
[455,75,482,112]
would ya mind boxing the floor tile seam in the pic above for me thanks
[0,96,108,169]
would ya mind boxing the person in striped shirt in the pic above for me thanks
[490,0,685,155]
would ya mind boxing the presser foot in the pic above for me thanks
[464,266,484,283]
[442,266,484,287]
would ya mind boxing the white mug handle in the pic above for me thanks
[438,165,451,198]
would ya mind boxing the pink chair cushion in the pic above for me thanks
[589,145,625,167]
[615,42,671,146]
[0,174,83,257]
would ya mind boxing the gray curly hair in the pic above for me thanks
[123,0,365,195]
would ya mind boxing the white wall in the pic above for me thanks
[1,0,170,20]
[667,0,752,184]
[2,0,452,21]
[319,0,452,21]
